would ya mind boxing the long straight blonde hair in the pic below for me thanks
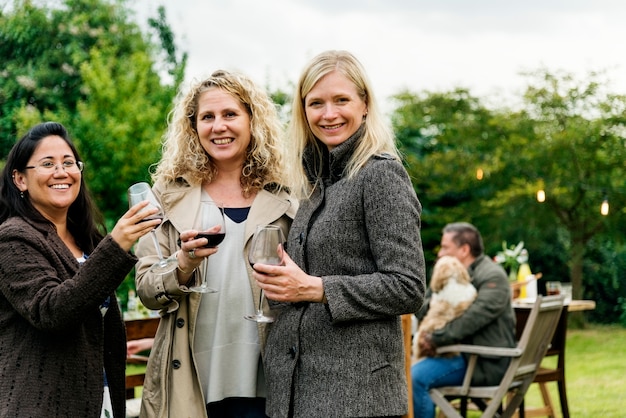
[287,50,400,199]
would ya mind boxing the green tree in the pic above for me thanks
[391,88,513,265]
[0,0,186,220]
[391,71,626,325]
[499,70,626,324]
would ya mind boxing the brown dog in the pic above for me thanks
[414,255,477,360]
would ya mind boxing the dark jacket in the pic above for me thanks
[426,254,516,386]
[264,128,426,417]
[0,216,136,418]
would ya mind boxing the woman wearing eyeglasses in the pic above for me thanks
[0,121,157,418]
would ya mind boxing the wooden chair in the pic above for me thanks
[125,317,160,400]
[515,303,569,417]
[429,295,564,418]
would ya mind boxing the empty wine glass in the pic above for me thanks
[128,182,177,274]
[188,201,225,293]
[245,224,285,323]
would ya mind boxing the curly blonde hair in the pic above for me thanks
[152,70,288,196]
[287,50,400,198]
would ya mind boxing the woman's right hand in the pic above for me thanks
[111,201,161,252]
[175,228,219,281]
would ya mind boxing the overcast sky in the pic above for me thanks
[130,0,626,112]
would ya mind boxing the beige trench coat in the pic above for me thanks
[134,179,296,418]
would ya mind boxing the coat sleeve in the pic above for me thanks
[323,159,426,322]
[416,288,433,320]
[0,222,136,331]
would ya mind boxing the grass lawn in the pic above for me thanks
[466,324,626,417]
[126,364,146,375]
[532,324,626,417]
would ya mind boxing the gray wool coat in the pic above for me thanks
[264,129,426,418]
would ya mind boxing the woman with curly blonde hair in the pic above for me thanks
[153,70,288,193]
[135,70,297,418]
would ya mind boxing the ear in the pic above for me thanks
[12,169,28,192]
[459,243,472,259]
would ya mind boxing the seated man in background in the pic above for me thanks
[411,222,516,418]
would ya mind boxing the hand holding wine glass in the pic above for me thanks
[128,182,177,274]
[187,201,225,293]
[245,224,285,323]
[110,200,160,252]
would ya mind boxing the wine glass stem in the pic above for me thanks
[150,230,167,265]
[258,289,266,316]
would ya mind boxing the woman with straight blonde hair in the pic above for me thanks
[287,49,401,198]
[251,50,426,417]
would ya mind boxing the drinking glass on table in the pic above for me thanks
[128,182,177,274]
[546,281,562,296]
[245,224,284,323]
[188,201,225,293]
[560,283,573,303]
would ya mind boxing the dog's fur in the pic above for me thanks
[413,255,477,360]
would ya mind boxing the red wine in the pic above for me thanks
[197,232,226,248]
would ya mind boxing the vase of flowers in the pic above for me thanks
[494,241,526,282]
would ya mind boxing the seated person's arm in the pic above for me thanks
[127,338,154,357]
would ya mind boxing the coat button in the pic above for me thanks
[172,359,181,369]
[298,232,304,244]
[176,318,185,328]
[288,346,297,359]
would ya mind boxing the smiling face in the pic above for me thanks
[12,135,81,221]
[195,87,252,168]
[304,70,368,151]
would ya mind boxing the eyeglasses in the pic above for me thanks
[25,160,84,174]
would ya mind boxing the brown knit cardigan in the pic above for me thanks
[0,216,137,418]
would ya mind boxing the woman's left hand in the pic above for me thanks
[252,251,325,303]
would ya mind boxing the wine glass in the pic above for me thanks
[128,182,177,274]
[245,224,285,323]
[188,201,225,293]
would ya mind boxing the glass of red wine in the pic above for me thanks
[188,201,225,293]
[244,224,284,323]
[128,182,177,274]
